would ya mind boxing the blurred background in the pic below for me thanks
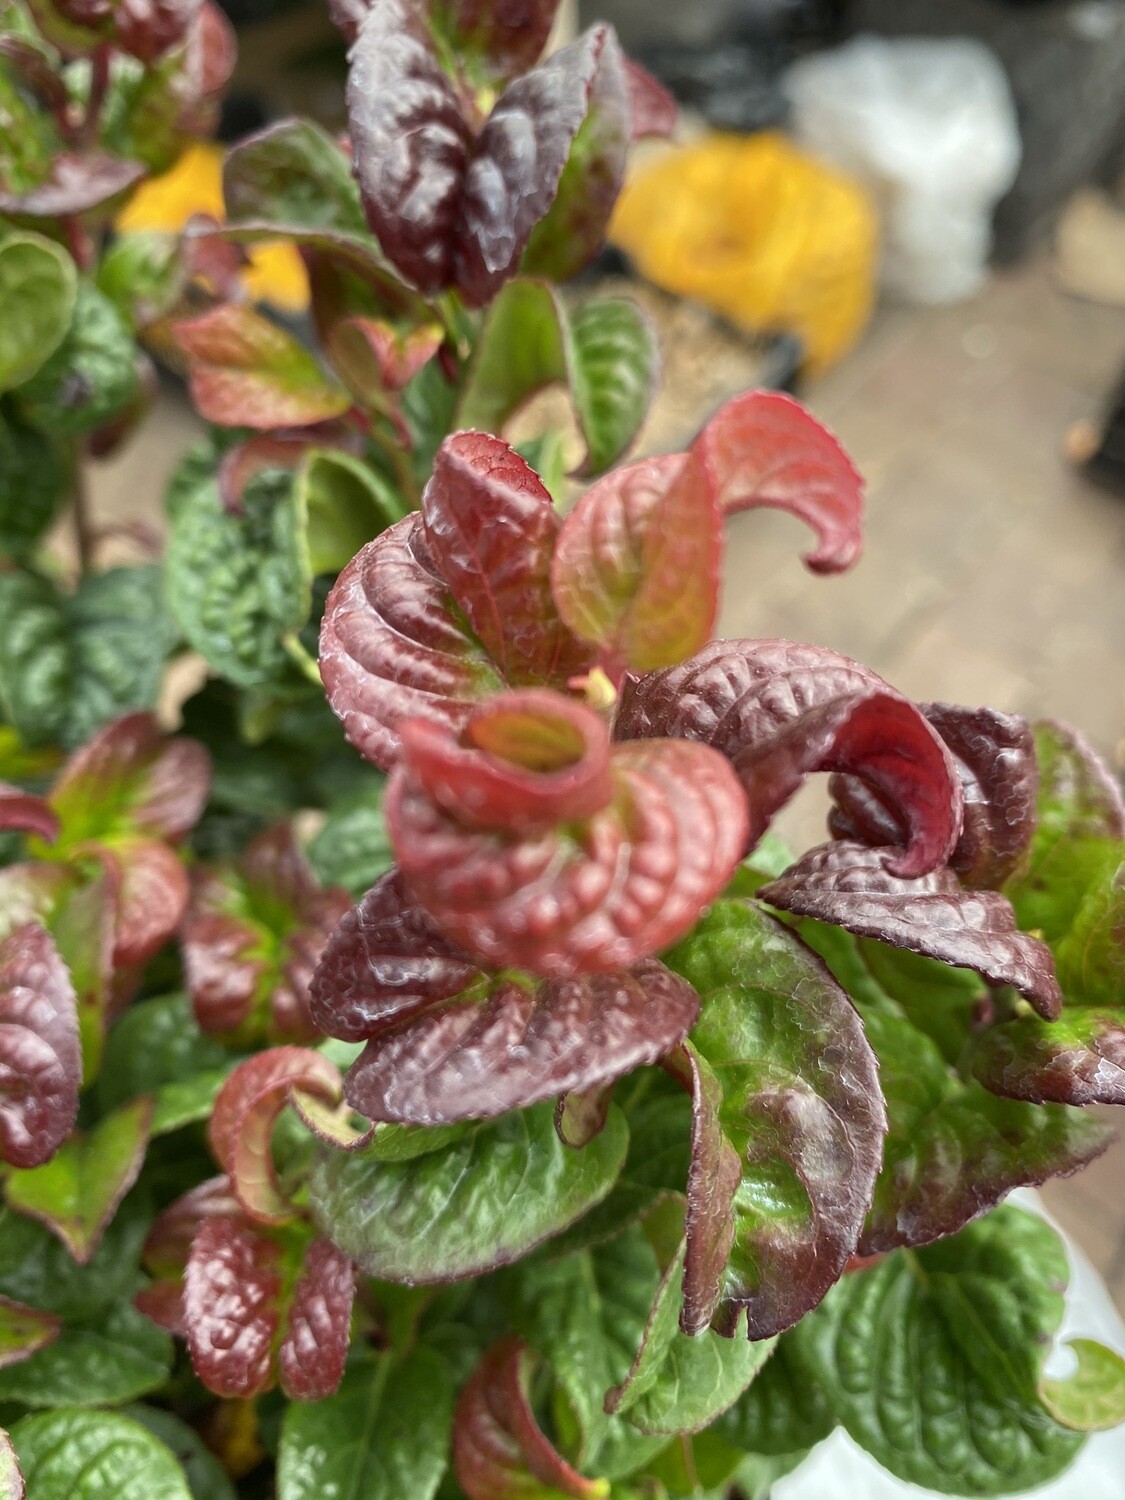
[93,0,1125,1302]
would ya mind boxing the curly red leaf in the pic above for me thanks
[386,700,749,975]
[761,841,1062,1019]
[618,639,962,878]
[0,786,57,844]
[623,57,678,139]
[184,1214,282,1399]
[0,154,145,217]
[276,1235,355,1401]
[209,1047,343,1223]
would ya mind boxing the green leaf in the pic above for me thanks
[609,1236,773,1440]
[971,1005,1125,1106]
[0,1300,171,1407]
[712,1338,834,1458]
[308,1101,628,1283]
[124,1406,236,1500]
[98,994,237,1135]
[0,407,72,559]
[12,1408,192,1500]
[458,280,656,477]
[0,566,172,748]
[0,1195,149,1319]
[0,231,77,392]
[0,1296,60,1370]
[299,448,407,577]
[306,780,394,897]
[278,1346,454,1500]
[789,1205,1085,1495]
[96,232,185,330]
[663,901,884,1338]
[857,939,982,1065]
[166,467,311,689]
[1039,1339,1125,1433]
[798,919,1112,1253]
[17,282,139,436]
[5,1098,152,1263]
[1053,849,1124,1006]
[224,119,368,236]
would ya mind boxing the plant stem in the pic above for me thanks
[72,452,95,578]
[82,45,110,149]
[282,632,323,686]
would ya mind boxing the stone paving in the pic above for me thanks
[87,253,1125,1306]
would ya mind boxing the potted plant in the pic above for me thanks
[0,2,1122,1496]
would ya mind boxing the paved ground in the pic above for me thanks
[87,254,1125,1306]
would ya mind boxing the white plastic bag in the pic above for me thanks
[785,35,1022,303]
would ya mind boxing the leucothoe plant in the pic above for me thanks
[0,0,1123,1497]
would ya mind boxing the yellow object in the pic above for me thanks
[611,131,878,376]
[116,142,310,315]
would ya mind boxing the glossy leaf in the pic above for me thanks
[223,118,367,236]
[0,922,80,1170]
[697,391,863,573]
[184,824,351,1044]
[208,1046,342,1222]
[552,451,720,674]
[833,702,1038,889]
[98,992,234,1136]
[454,1337,607,1500]
[308,1099,628,1282]
[763,841,1062,1019]
[165,466,311,689]
[1040,1340,1125,1433]
[0,1300,172,1407]
[0,231,77,393]
[458,282,657,477]
[713,1338,835,1458]
[617,640,961,879]
[11,1408,192,1500]
[306,782,394,896]
[5,1098,151,1263]
[277,1345,454,1500]
[663,901,884,1338]
[312,869,699,1124]
[0,1190,150,1319]
[174,304,351,429]
[0,566,172,750]
[421,434,592,688]
[0,1295,60,1370]
[788,1205,1085,1494]
[801,921,1112,1254]
[1053,848,1125,1006]
[184,1215,353,1400]
[387,703,748,975]
[973,1008,1125,1106]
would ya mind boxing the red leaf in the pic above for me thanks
[617,639,963,879]
[347,0,471,294]
[445,0,561,81]
[308,869,481,1044]
[387,693,749,975]
[697,391,864,574]
[0,155,145,218]
[455,26,626,307]
[0,923,80,1170]
[216,427,360,512]
[422,433,594,689]
[319,513,506,770]
[551,451,722,673]
[454,1338,605,1500]
[761,841,1063,1019]
[276,1235,355,1401]
[50,712,211,845]
[209,1047,342,1223]
[174,304,351,429]
[0,1294,62,1369]
[183,824,350,1044]
[99,840,189,969]
[137,1175,240,1334]
[0,1428,21,1500]
[833,703,1038,889]
[115,0,200,61]
[623,57,678,140]
[330,316,442,395]
[0,785,57,844]
[184,1215,281,1399]
[400,690,613,833]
